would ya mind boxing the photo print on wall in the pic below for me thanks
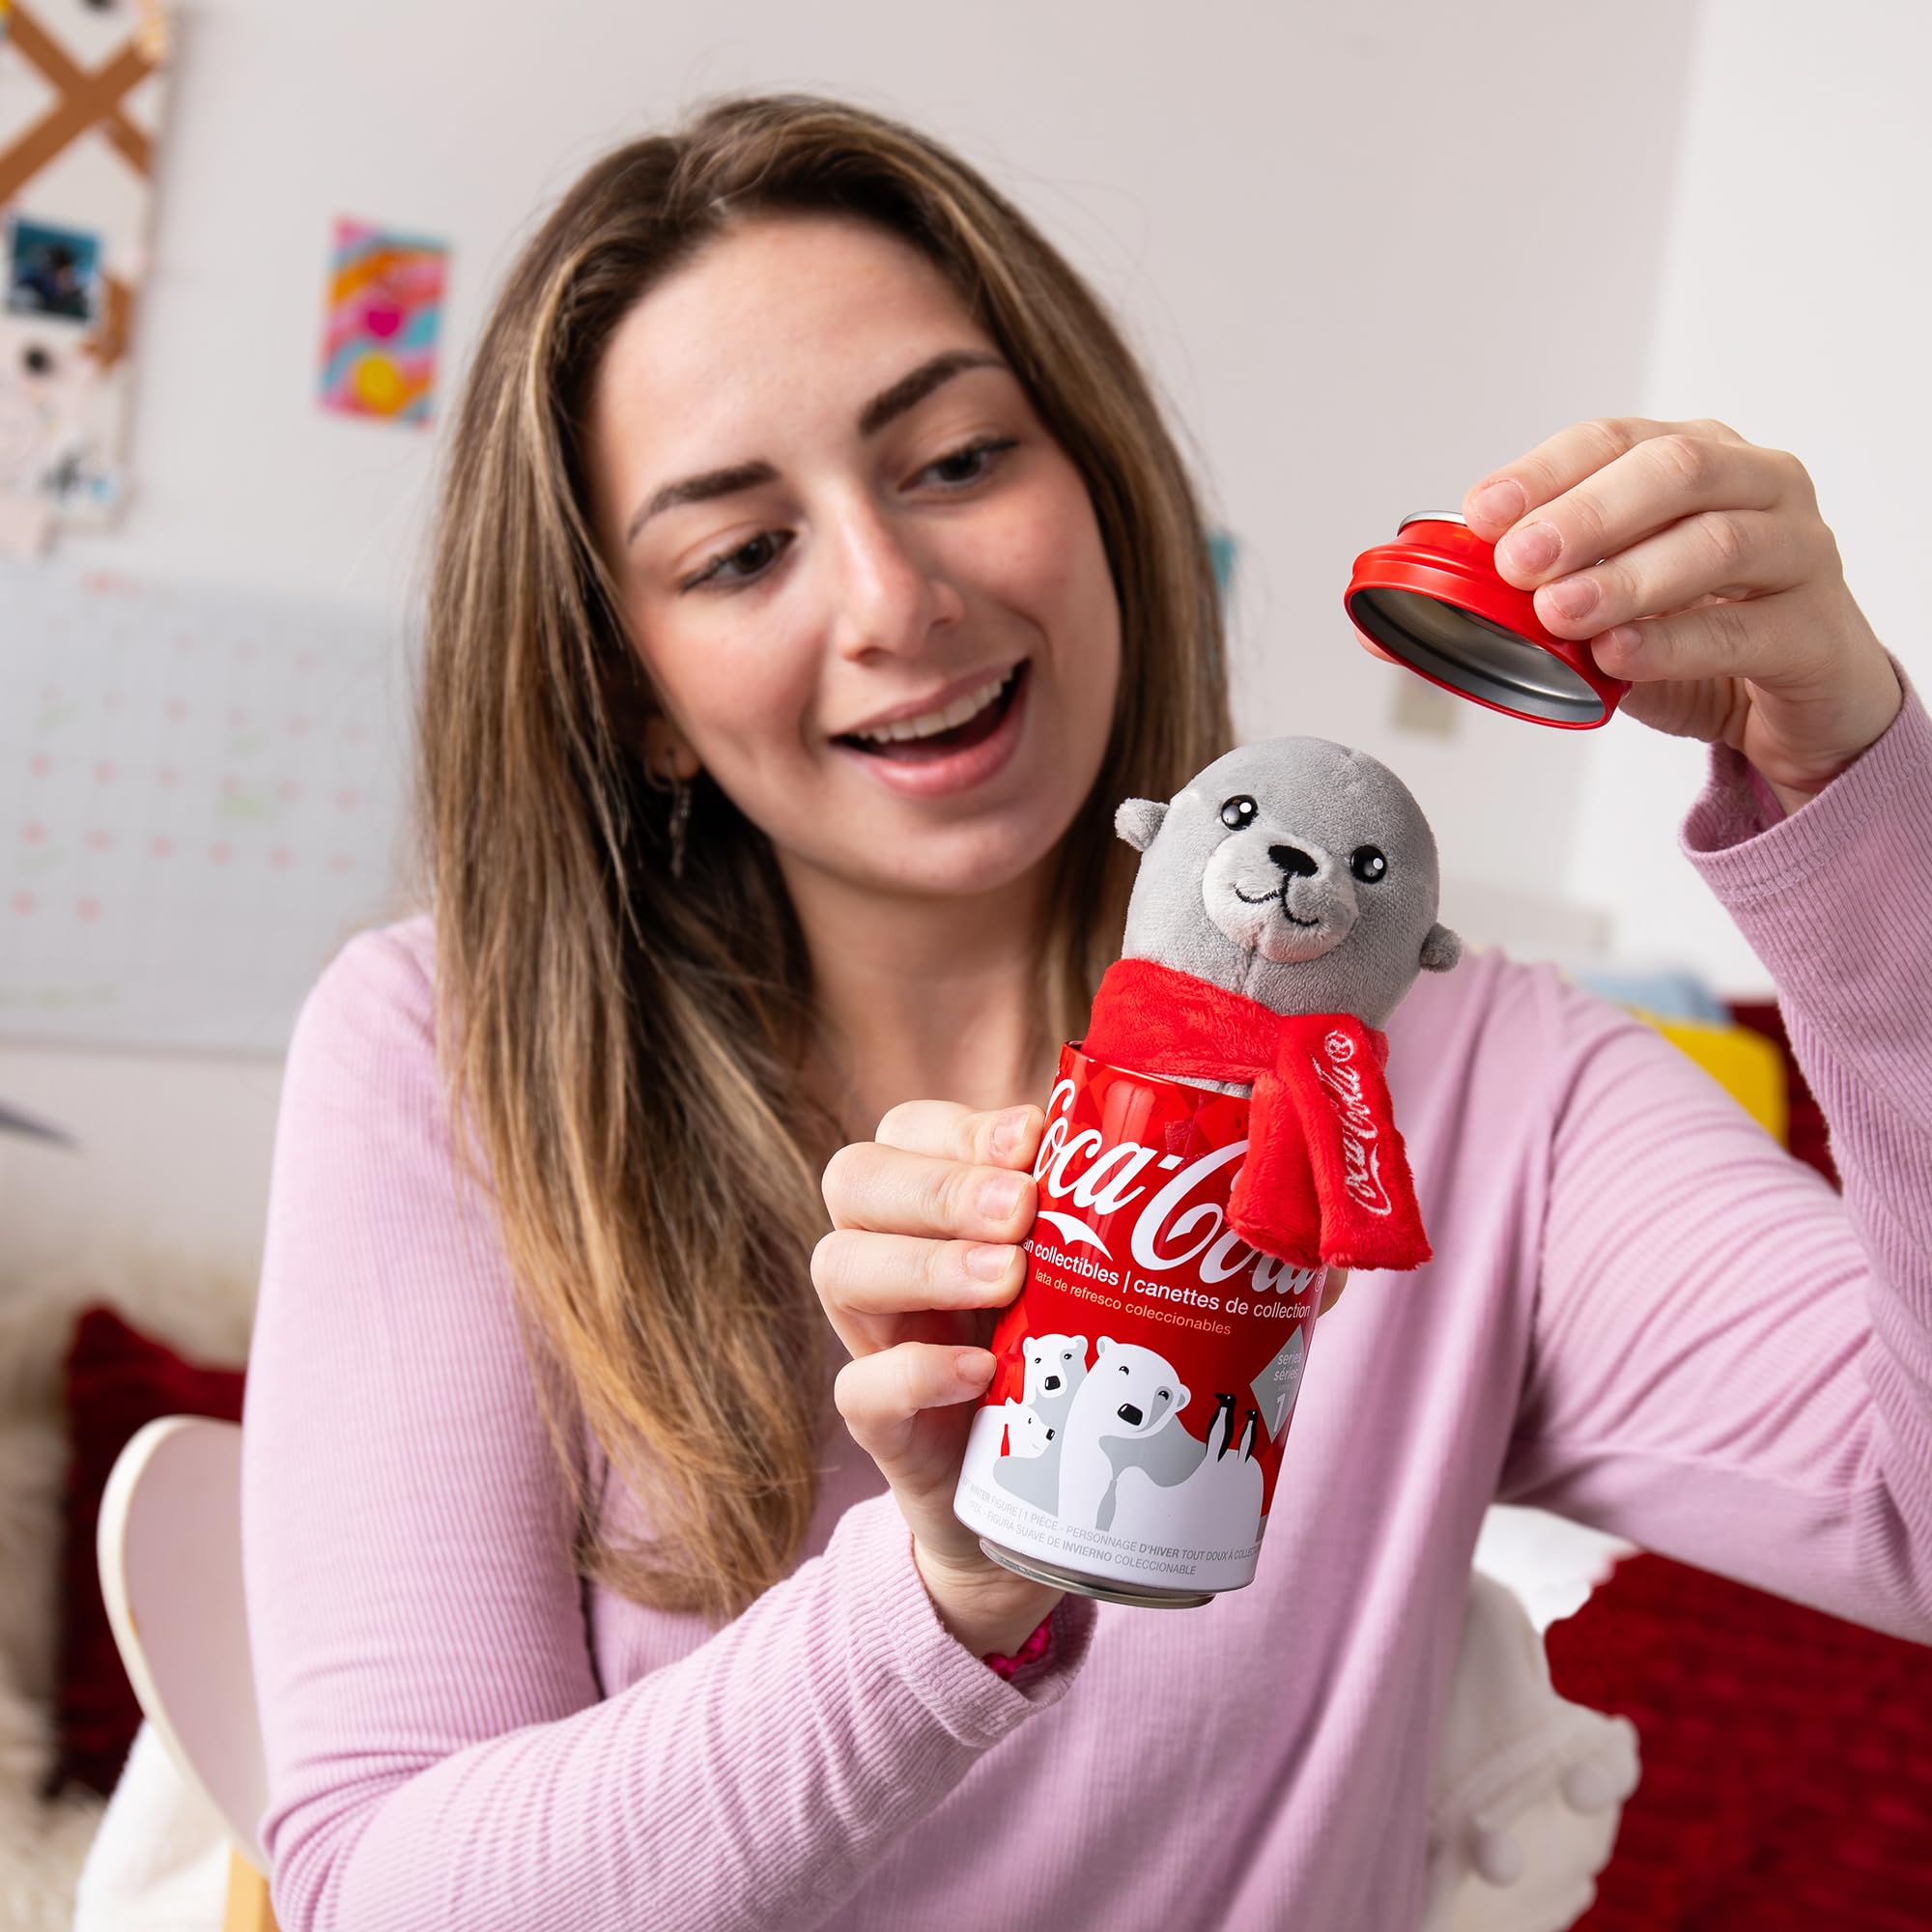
[0,0,174,554]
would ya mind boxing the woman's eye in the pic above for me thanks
[920,436,1018,489]
[685,530,791,593]
[681,440,1014,593]
[1350,845,1388,884]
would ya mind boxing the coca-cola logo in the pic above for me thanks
[1033,1076,1308,1293]
[1310,1033,1392,1217]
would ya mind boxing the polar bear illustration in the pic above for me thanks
[1096,1389,1219,1529]
[1058,1336,1192,1530]
[959,1334,1091,1515]
[1112,1399,1264,1552]
[1020,1332,1088,1411]
[959,1396,1052,1488]
[1098,1394,1241,1537]
[992,1332,1088,1514]
[996,1399,1055,1457]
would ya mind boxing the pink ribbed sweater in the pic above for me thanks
[242,675,1932,1931]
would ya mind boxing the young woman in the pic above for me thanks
[241,91,1929,1930]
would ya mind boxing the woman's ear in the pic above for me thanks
[642,711,700,785]
[599,644,698,782]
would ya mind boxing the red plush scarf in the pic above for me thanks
[1082,956,1431,1272]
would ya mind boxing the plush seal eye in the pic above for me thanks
[1350,845,1388,884]
[1220,795,1259,830]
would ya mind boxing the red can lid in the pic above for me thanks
[1344,513,1630,729]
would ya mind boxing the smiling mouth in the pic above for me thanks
[835,662,1028,760]
[1233,886,1319,928]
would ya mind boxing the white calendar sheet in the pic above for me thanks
[1,557,413,1051]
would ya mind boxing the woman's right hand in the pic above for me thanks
[814,1099,1061,1658]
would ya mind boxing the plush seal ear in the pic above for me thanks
[1114,798,1168,851]
[1419,923,1463,973]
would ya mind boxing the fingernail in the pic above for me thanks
[966,1242,1014,1281]
[980,1172,1027,1219]
[1496,522,1561,577]
[992,1107,1030,1158]
[1471,479,1526,527]
[954,1350,995,1389]
[1541,573,1599,622]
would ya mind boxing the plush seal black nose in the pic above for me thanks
[1117,1403,1144,1426]
[1269,844,1319,879]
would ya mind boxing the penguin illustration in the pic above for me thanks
[1210,1392,1238,1460]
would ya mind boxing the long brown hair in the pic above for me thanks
[417,91,1234,1625]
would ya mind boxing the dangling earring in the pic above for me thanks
[667,758,693,880]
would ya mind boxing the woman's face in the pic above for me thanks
[584,213,1122,909]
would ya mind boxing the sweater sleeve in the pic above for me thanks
[241,926,1098,1932]
[1497,659,1932,1645]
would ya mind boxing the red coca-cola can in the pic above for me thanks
[952,1041,1325,1607]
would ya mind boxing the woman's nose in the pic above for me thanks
[827,497,963,660]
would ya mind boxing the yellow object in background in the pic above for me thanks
[1636,1012,1788,1147]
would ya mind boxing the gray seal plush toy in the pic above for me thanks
[1081,736,1462,1272]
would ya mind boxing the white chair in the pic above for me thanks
[96,1415,277,1932]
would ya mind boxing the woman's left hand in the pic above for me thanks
[1462,417,1902,813]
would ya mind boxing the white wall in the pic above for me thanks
[0,1044,280,1287]
[4,0,1702,1277]
[1565,0,1932,993]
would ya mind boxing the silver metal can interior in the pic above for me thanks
[1351,509,1607,724]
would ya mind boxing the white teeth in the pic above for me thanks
[854,668,1014,745]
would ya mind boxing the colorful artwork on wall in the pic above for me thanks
[318,219,448,427]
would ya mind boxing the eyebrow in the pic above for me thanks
[623,348,1008,546]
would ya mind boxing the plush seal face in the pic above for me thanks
[1115,736,1461,1028]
